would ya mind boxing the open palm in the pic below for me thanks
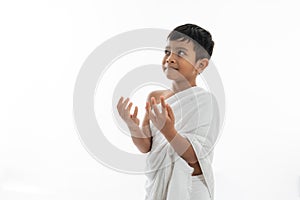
[117,97,140,129]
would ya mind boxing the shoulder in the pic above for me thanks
[197,90,220,119]
[195,88,217,104]
[192,88,219,114]
[146,89,172,102]
[146,90,165,101]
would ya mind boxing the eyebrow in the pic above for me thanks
[165,46,189,52]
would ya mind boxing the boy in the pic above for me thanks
[117,24,219,200]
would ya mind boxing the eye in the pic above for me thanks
[178,50,186,57]
[164,49,171,56]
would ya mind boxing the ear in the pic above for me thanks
[194,58,209,74]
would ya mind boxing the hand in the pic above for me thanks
[117,97,140,129]
[147,96,175,135]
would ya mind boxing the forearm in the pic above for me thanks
[128,125,152,153]
[162,128,198,164]
[131,136,152,153]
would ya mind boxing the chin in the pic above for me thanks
[165,69,188,81]
[165,74,177,80]
[164,70,178,80]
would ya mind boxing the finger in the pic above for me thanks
[133,106,138,118]
[122,98,130,110]
[160,96,166,114]
[117,96,124,109]
[145,101,148,109]
[148,108,156,123]
[126,102,133,112]
[145,102,151,115]
[150,97,156,107]
[167,104,175,120]
[145,102,148,111]
[160,96,166,108]
[151,97,160,115]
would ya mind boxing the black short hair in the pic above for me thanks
[167,24,214,61]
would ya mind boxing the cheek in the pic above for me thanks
[180,58,195,68]
[180,57,192,65]
[161,58,166,70]
[162,57,167,65]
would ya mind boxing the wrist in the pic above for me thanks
[161,126,176,137]
[127,124,140,133]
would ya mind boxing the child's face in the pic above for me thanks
[162,39,200,82]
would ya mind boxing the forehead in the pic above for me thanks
[165,39,194,50]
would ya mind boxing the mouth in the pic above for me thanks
[169,67,178,71]
[164,65,178,70]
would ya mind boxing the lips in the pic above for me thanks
[169,67,178,70]
[164,65,178,70]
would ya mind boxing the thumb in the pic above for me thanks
[145,102,150,113]
[166,104,175,120]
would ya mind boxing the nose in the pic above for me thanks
[166,52,176,64]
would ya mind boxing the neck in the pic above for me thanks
[171,80,197,94]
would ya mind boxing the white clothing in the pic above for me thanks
[190,175,211,200]
[144,86,220,200]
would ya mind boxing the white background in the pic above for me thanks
[1,0,300,199]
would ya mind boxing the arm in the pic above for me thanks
[131,92,155,153]
[148,96,198,164]
[117,93,155,154]
[129,126,152,153]
[130,110,152,153]
[161,128,198,164]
